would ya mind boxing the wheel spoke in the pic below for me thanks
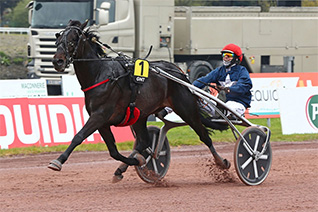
[158,150,167,156]
[145,147,152,154]
[241,156,253,170]
[152,158,159,174]
[254,135,260,152]
[253,160,259,178]
[243,142,254,156]
[151,133,157,150]
[144,155,152,164]
[259,154,268,160]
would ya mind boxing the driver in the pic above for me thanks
[157,43,252,119]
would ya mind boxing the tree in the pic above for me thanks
[0,0,21,25]
[302,0,318,6]
[2,0,29,27]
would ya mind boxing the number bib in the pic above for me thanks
[133,59,149,84]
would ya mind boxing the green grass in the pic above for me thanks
[0,118,317,157]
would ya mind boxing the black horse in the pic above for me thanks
[50,20,230,180]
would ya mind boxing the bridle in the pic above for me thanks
[55,26,86,68]
[55,26,128,66]
[55,26,132,92]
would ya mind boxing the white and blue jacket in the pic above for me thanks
[193,65,253,108]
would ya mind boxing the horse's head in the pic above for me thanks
[52,20,88,72]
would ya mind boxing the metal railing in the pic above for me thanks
[0,27,29,34]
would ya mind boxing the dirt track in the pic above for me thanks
[0,141,317,212]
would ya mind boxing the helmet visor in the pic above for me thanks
[222,52,234,58]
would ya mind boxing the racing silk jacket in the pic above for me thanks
[193,65,253,108]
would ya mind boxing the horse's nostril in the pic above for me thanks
[57,59,64,65]
[53,58,65,66]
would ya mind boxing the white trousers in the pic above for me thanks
[224,101,246,117]
[199,99,246,117]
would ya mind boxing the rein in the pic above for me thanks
[73,57,128,62]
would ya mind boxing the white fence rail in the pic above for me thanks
[0,27,29,34]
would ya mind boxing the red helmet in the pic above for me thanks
[221,43,243,62]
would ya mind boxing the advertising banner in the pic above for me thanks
[61,75,84,97]
[278,87,318,134]
[247,72,318,118]
[0,97,134,149]
[0,79,47,98]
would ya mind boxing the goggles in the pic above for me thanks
[222,52,234,58]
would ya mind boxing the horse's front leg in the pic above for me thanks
[48,114,104,171]
[98,125,145,166]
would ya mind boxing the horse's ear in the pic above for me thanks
[80,19,89,30]
[55,33,60,39]
[68,19,83,28]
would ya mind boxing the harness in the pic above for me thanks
[116,77,141,127]
[81,79,110,92]
[78,57,142,126]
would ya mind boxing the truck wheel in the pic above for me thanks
[188,61,212,83]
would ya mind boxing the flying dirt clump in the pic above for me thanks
[202,157,237,183]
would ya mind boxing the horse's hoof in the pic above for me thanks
[214,157,231,170]
[48,159,62,171]
[112,174,123,183]
[222,159,231,169]
[134,153,146,166]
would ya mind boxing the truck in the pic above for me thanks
[26,0,318,95]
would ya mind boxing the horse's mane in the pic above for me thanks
[68,20,106,57]
[84,30,107,57]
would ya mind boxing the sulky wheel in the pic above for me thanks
[135,126,171,183]
[234,126,272,186]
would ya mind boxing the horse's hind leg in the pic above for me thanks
[192,121,230,169]
[191,120,230,169]
[172,94,230,169]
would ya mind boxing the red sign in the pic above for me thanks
[0,97,134,149]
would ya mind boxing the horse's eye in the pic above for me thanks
[55,33,61,39]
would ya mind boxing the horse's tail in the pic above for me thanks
[199,109,228,132]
